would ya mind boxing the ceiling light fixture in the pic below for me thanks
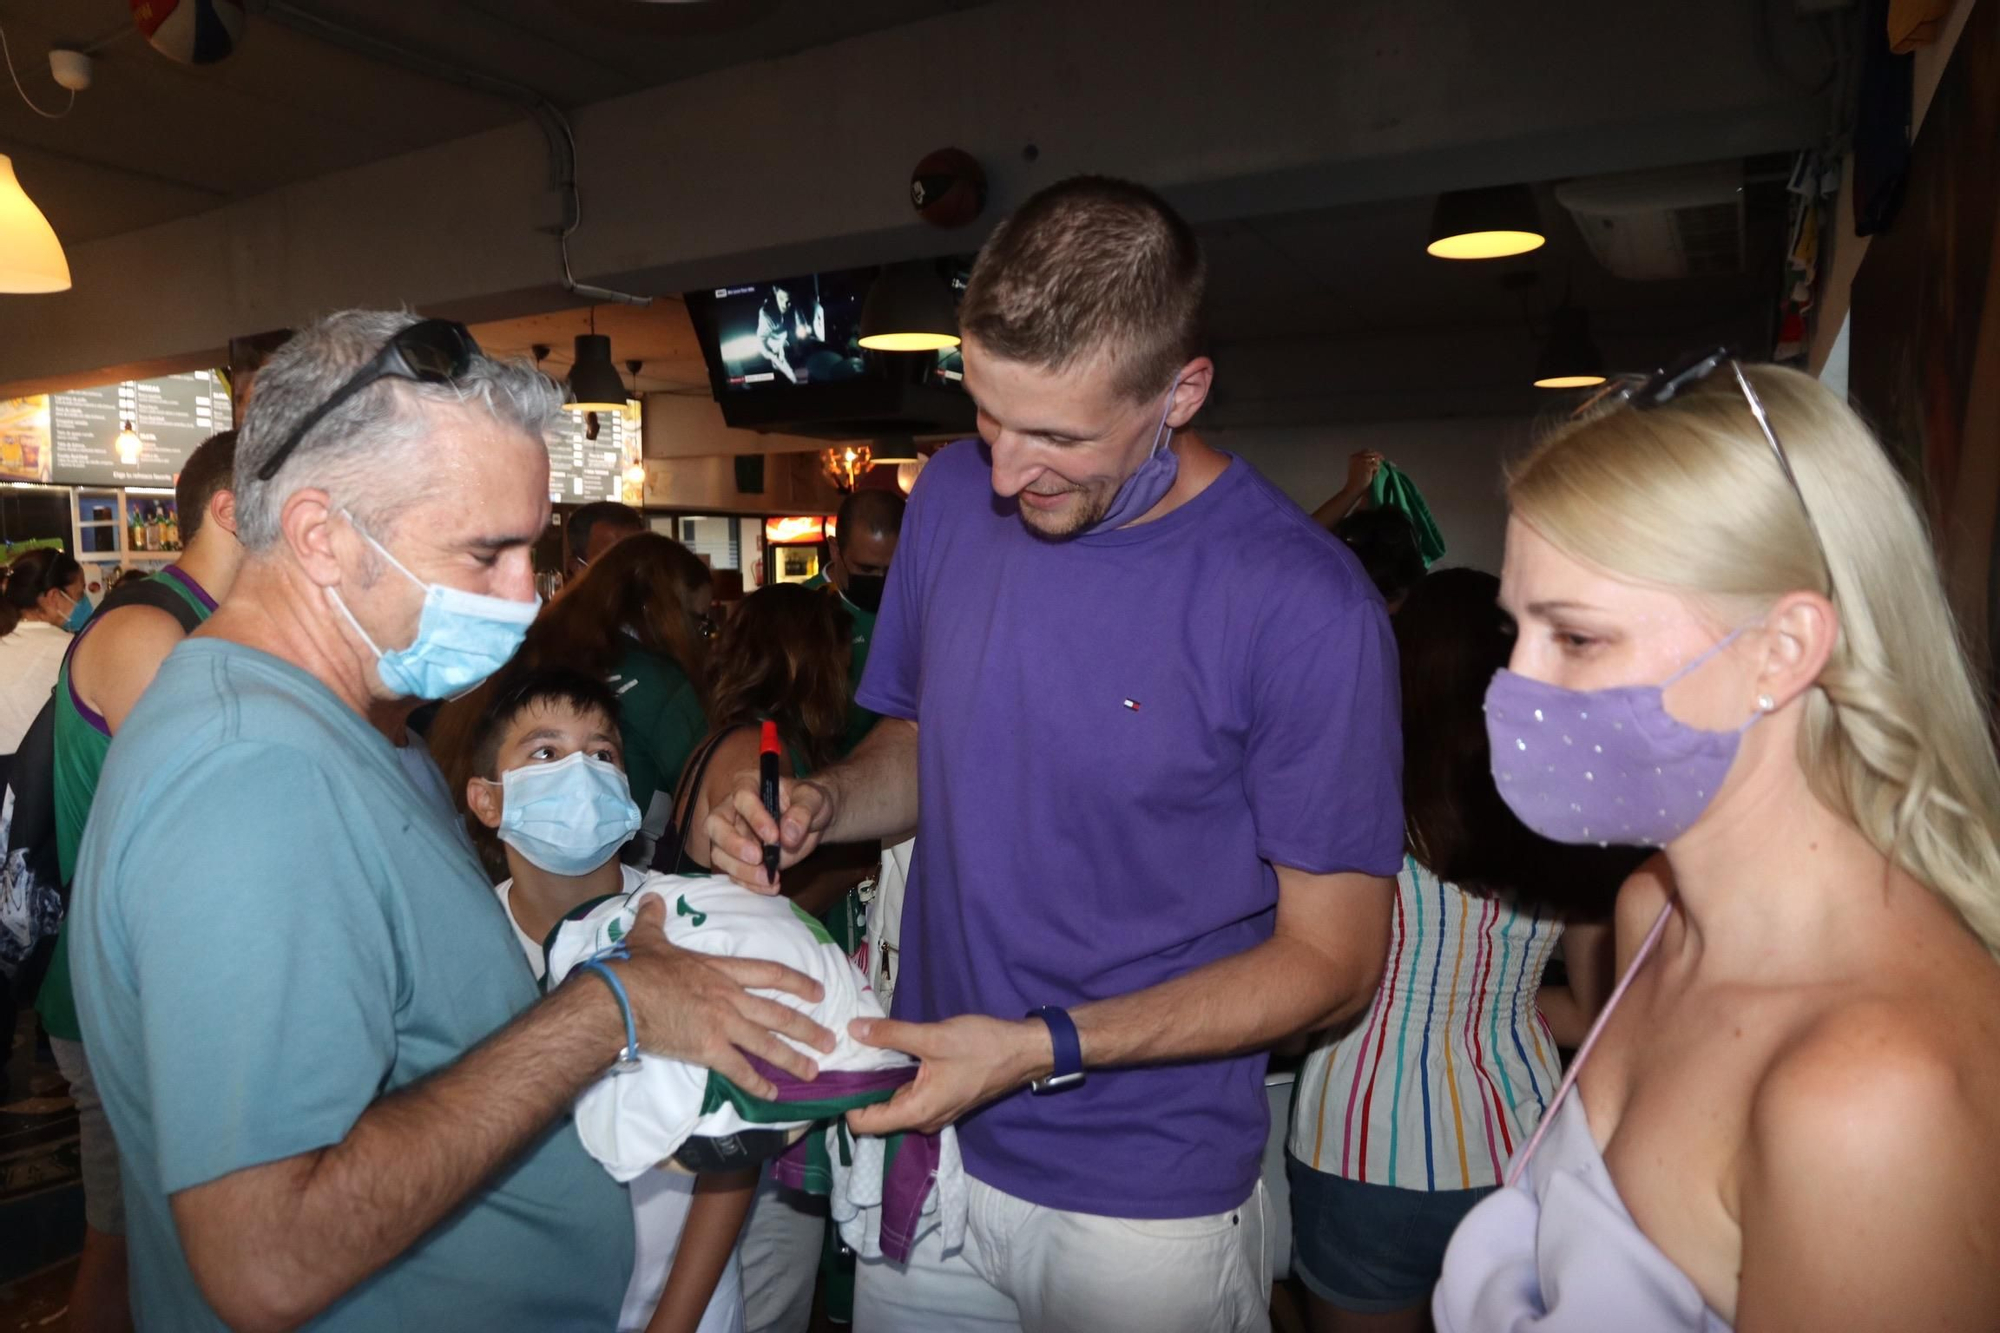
[858,262,960,352]
[0,154,70,293]
[1426,184,1546,261]
[1532,307,1608,389]
[115,421,143,464]
[565,331,628,413]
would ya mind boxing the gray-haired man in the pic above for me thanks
[68,311,834,1331]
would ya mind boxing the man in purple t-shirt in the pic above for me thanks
[706,177,1402,1332]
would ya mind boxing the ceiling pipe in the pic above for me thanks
[262,1,651,306]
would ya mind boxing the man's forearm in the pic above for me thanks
[1068,931,1383,1073]
[815,717,919,844]
[178,976,625,1331]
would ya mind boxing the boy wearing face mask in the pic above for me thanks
[463,665,751,1333]
[803,487,904,758]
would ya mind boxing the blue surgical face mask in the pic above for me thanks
[329,512,539,700]
[1087,376,1182,533]
[61,590,92,634]
[488,750,642,876]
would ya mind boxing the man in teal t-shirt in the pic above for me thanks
[803,487,905,757]
[69,311,830,1332]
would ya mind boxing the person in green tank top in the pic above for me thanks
[804,486,906,759]
[39,430,244,1333]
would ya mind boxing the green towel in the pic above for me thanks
[1370,461,1447,567]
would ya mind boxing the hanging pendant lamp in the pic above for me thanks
[1426,184,1546,261]
[565,333,628,412]
[858,263,960,352]
[1532,307,1608,389]
[0,155,71,293]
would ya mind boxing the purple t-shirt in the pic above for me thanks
[856,439,1403,1218]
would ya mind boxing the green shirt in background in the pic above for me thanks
[607,642,707,837]
[802,573,879,757]
[38,566,215,1044]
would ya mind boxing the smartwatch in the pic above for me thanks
[1027,1005,1085,1095]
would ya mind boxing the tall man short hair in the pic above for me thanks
[706,178,1403,1332]
[70,311,833,1332]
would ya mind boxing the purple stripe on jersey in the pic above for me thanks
[742,1053,916,1102]
[160,564,218,612]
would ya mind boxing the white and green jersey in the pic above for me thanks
[545,872,914,1179]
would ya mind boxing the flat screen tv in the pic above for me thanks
[684,263,975,439]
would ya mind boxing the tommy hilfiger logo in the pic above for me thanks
[1121,699,1141,711]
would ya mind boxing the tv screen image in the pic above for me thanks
[929,263,971,385]
[708,272,868,390]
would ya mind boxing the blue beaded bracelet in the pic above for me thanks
[577,954,643,1075]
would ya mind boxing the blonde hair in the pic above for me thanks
[1510,363,2000,956]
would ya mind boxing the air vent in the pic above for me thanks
[1556,163,1746,281]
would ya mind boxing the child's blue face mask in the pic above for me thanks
[487,751,642,877]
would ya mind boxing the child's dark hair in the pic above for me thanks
[468,664,623,781]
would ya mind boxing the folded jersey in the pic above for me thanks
[545,873,916,1179]
[773,1121,967,1265]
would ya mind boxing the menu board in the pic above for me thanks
[49,370,232,487]
[545,401,638,504]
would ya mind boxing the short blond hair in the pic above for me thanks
[960,176,1205,401]
[1511,365,2000,956]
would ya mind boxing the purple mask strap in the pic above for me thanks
[1659,626,1748,688]
[1148,375,1181,458]
[1660,626,1769,734]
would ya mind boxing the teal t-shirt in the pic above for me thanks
[69,640,632,1330]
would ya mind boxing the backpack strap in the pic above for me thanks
[652,725,753,876]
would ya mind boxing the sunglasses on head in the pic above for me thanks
[255,319,482,482]
[1580,346,1831,586]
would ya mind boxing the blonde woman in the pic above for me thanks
[1433,353,2000,1331]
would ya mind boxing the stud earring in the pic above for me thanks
[1757,693,1776,713]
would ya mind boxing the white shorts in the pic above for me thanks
[854,1174,1270,1333]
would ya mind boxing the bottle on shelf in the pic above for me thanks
[146,505,161,552]
[128,504,145,553]
[163,505,179,550]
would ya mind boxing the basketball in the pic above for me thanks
[910,148,986,228]
[130,0,245,65]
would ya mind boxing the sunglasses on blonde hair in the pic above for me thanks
[1580,346,1832,588]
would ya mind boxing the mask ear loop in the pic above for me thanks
[1658,625,1769,735]
[1146,376,1182,461]
[341,508,426,593]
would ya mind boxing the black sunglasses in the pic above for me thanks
[1581,346,1831,582]
[255,319,482,481]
